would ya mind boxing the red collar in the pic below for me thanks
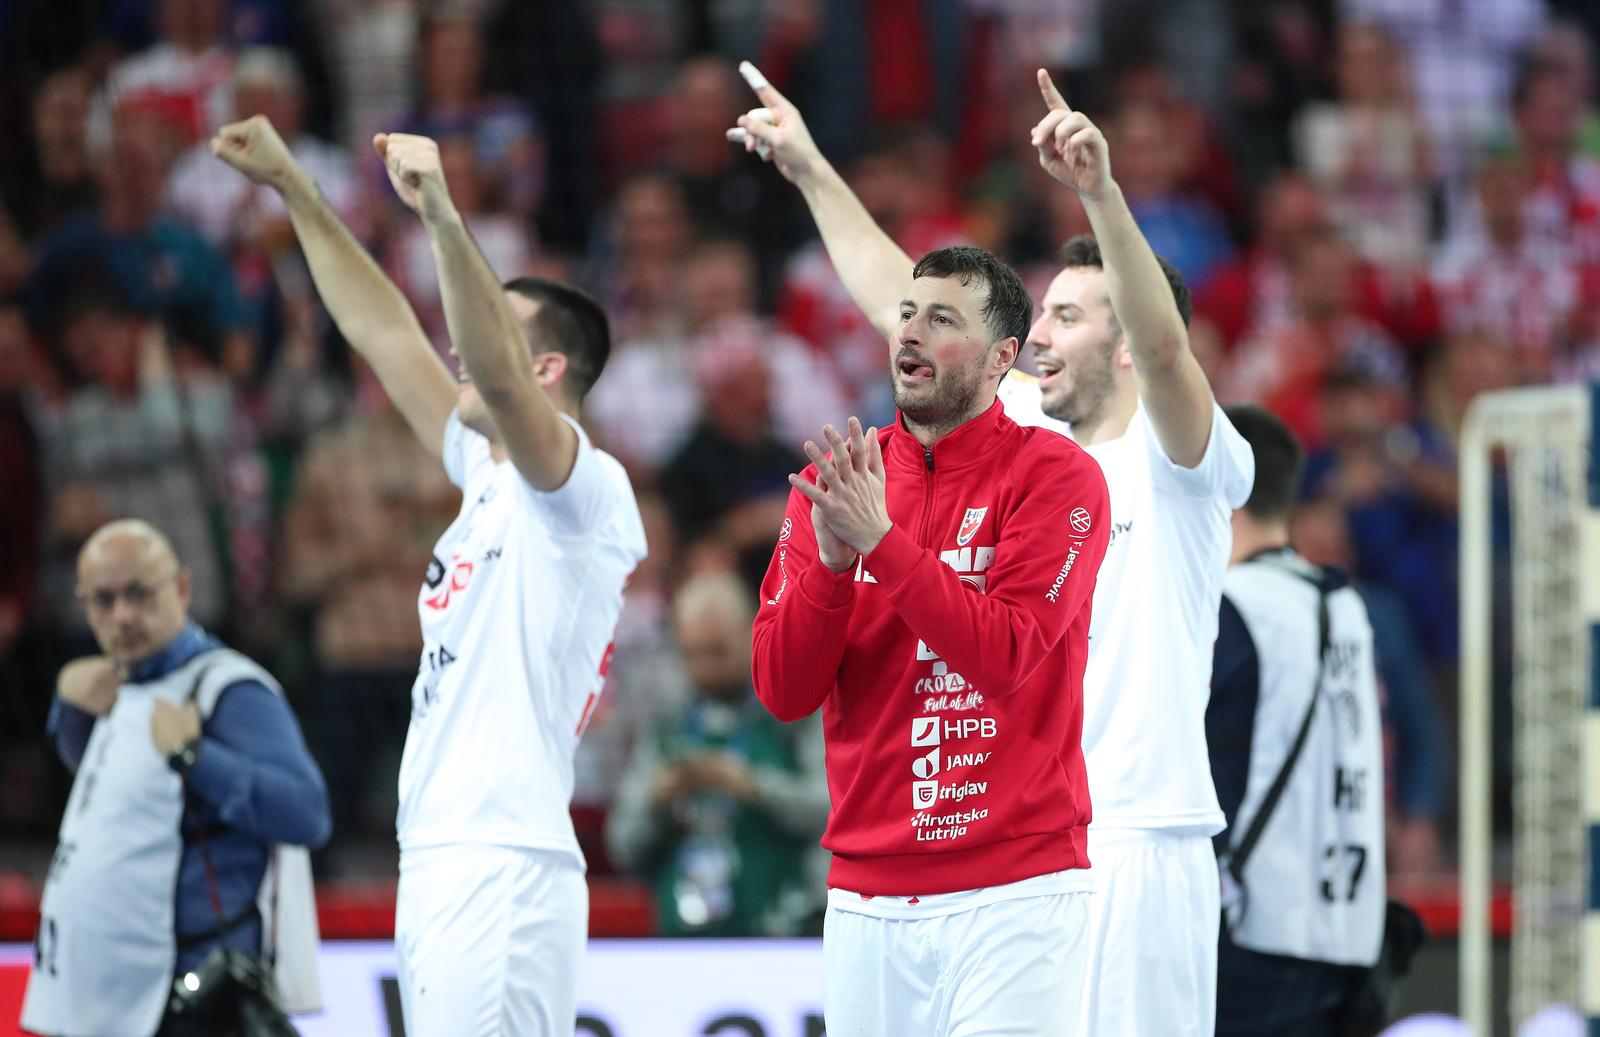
[882,396,1014,474]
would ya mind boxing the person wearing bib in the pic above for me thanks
[22,519,328,1037]
[1208,407,1386,1036]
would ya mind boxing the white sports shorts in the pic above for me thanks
[1079,828,1220,1036]
[823,888,1091,1036]
[395,843,588,1037]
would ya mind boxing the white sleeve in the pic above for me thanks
[1142,402,1256,507]
[440,409,495,490]
[513,414,626,539]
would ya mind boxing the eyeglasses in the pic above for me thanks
[78,571,178,613]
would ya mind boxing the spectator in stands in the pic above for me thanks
[90,0,238,152]
[607,571,828,937]
[1528,20,1600,160]
[166,47,359,254]
[0,303,44,663]
[1194,171,1333,354]
[314,0,419,152]
[1511,58,1600,267]
[1343,0,1546,184]
[1110,60,1247,232]
[276,366,455,846]
[399,9,544,227]
[21,518,327,1037]
[588,236,845,475]
[165,47,360,378]
[662,323,804,586]
[663,56,803,296]
[1107,100,1235,289]
[1295,20,1435,276]
[1434,142,1593,381]
[587,172,694,343]
[2,67,96,244]
[1299,345,1487,676]
[1224,228,1407,445]
[1291,462,1450,881]
[28,116,253,380]
[38,295,234,639]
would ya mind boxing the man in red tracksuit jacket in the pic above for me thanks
[752,244,1110,1036]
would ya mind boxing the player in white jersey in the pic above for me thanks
[732,66,1253,1034]
[213,117,646,1035]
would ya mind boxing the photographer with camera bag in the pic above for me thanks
[22,519,328,1037]
[1208,407,1423,1037]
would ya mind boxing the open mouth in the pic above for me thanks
[897,356,935,383]
[1034,356,1064,387]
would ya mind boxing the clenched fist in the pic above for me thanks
[374,132,455,223]
[211,115,304,193]
[57,656,120,717]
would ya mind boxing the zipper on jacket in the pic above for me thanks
[918,447,936,545]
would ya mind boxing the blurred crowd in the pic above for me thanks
[2,0,1597,932]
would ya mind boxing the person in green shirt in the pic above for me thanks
[608,571,829,936]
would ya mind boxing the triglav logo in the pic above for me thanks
[912,780,939,810]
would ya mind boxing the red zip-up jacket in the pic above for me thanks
[752,398,1110,895]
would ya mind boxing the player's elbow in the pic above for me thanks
[752,675,822,723]
[1132,327,1191,373]
[757,693,815,724]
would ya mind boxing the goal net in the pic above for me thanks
[1458,384,1599,1034]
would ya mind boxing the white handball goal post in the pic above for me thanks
[1459,384,1600,1035]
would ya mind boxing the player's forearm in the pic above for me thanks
[1081,181,1190,371]
[752,512,856,724]
[279,176,454,452]
[280,174,429,358]
[796,163,914,341]
[423,205,534,397]
[423,206,577,487]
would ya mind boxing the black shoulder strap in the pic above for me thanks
[1224,562,1331,883]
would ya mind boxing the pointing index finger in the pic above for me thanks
[739,60,786,108]
[1037,68,1071,112]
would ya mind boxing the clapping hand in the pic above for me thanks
[790,417,891,569]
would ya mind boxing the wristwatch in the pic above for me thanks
[166,737,203,776]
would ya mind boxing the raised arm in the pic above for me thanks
[728,62,911,341]
[211,117,455,457]
[376,132,578,491]
[1031,71,1215,467]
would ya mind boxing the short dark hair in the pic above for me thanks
[910,245,1032,347]
[1225,404,1304,522]
[1057,234,1192,328]
[501,277,611,401]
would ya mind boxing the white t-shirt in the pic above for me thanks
[1005,379,1255,833]
[997,369,1073,437]
[396,412,647,864]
